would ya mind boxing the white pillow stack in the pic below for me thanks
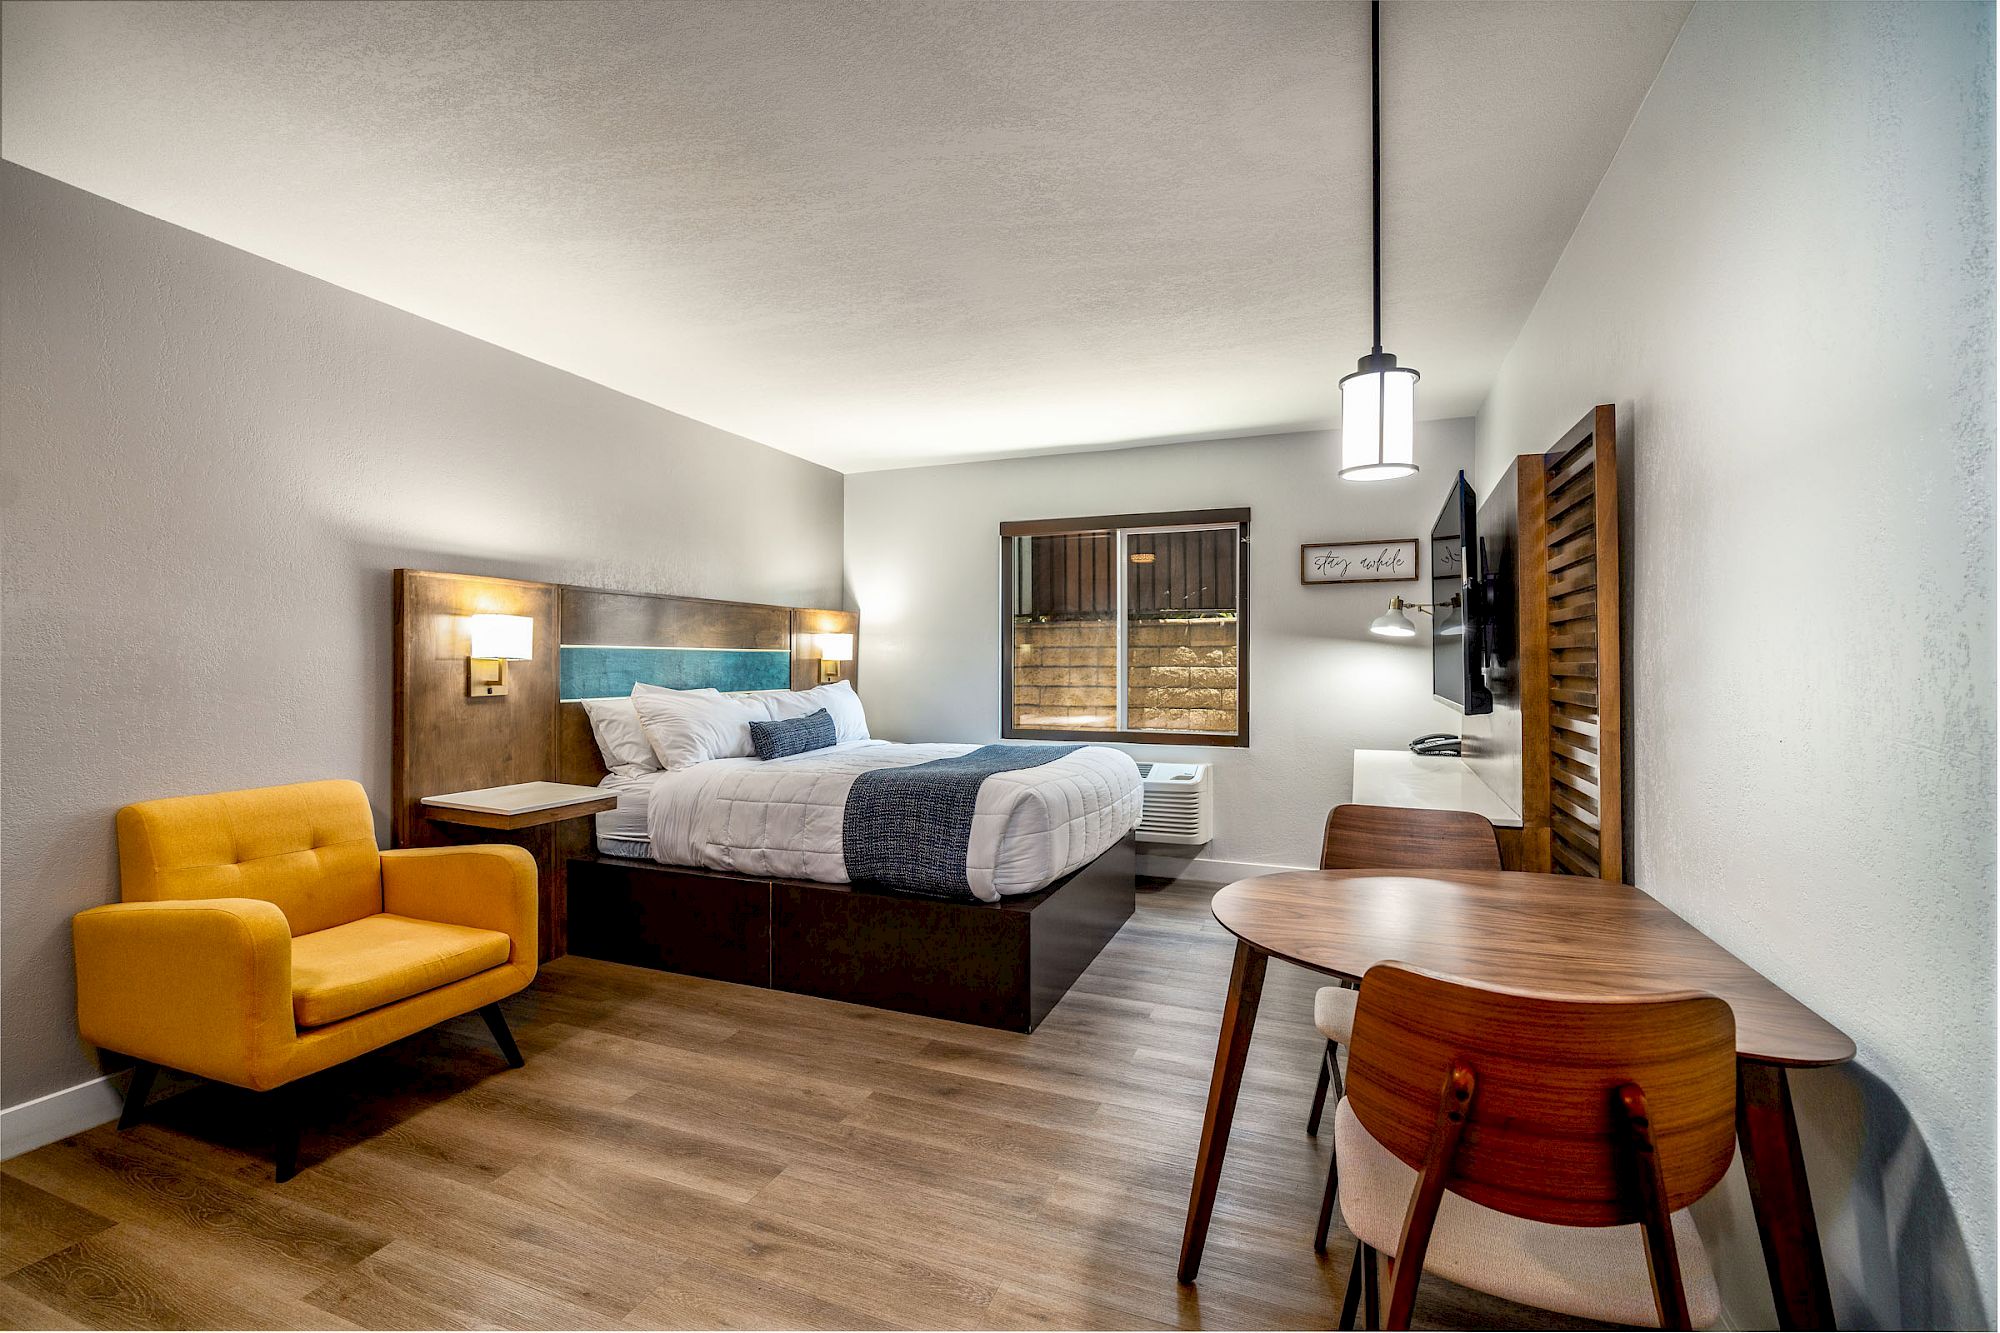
[631,682,769,771]
[753,679,870,743]
[595,679,871,774]
[580,695,673,777]
[580,680,873,776]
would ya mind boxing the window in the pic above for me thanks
[1001,508,1248,746]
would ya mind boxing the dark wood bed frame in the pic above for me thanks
[392,570,1137,1034]
[569,840,1135,1032]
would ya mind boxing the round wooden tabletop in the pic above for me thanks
[1213,868,1855,1068]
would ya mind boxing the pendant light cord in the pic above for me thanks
[1370,0,1383,356]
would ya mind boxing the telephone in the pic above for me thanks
[1409,733,1461,757]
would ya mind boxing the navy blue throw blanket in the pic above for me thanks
[843,744,1083,899]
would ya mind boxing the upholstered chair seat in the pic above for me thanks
[290,914,513,1028]
[1334,1097,1722,1328]
[1314,984,1358,1044]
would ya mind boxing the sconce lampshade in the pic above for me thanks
[1369,597,1418,638]
[818,632,855,663]
[467,614,534,661]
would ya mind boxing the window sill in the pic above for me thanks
[1002,726,1247,749]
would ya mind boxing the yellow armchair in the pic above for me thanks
[74,779,536,1179]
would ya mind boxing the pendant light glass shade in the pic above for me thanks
[1339,352,1419,480]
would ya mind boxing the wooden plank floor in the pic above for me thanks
[2,881,1606,1331]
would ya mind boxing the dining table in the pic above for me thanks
[1175,868,1856,1330]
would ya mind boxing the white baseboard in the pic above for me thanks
[1136,851,1310,886]
[0,1071,127,1160]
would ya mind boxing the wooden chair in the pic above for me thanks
[1317,804,1506,874]
[1333,963,1736,1330]
[1308,805,1502,1251]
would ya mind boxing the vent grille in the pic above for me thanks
[1135,763,1213,844]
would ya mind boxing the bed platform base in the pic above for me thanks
[567,837,1136,1032]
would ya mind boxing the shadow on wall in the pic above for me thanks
[1612,409,1985,1330]
[1822,1061,1991,1329]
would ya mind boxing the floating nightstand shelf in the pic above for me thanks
[421,781,616,831]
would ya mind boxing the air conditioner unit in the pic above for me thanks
[1134,762,1214,845]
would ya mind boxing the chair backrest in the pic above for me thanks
[1345,962,1737,1227]
[116,779,382,936]
[1320,804,1502,872]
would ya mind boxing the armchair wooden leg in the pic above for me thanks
[118,1061,158,1131]
[1338,1244,1363,1330]
[1314,1128,1341,1254]
[1307,1039,1334,1135]
[1361,1242,1381,1331]
[480,1003,524,1068]
[272,1082,304,1184]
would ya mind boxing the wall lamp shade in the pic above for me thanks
[816,631,854,682]
[468,614,534,661]
[1369,596,1418,638]
[1340,353,1420,481]
[467,613,533,697]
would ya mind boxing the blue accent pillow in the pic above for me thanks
[750,707,838,760]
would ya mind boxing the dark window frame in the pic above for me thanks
[1000,507,1250,748]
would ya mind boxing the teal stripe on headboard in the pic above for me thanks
[560,646,791,700]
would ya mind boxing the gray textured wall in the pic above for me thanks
[0,163,844,1108]
[1469,4,1995,1326]
[843,423,1473,876]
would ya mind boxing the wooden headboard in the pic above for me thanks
[392,570,560,849]
[552,587,857,787]
[391,569,855,956]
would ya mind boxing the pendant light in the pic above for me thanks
[1339,0,1420,481]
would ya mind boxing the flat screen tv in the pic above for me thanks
[1431,471,1492,715]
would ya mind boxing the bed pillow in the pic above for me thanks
[631,682,766,771]
[757,680,870,743]
[749,708,838,761]
[580,695,680,777]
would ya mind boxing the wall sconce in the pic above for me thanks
[467,614,533,697]
[1368,594,1460,639]
[816,632,854,683]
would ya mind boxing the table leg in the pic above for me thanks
[1178,939,1269,1283]
[1736,1059,1837,1329]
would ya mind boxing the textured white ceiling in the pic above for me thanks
[1,0,1688,472]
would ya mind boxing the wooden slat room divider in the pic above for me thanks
[1518,405,1624,881]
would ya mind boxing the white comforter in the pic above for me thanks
[642,740,1141,901]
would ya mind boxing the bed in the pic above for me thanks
[548,603,1142,1031]
[392,573,1140,1029]
[575,735,1140,1032]
[595,739,1139,899]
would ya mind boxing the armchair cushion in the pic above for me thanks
[116,779,382,935]
[291,914,511,1028]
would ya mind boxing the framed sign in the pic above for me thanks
[1300,538,1419,585]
